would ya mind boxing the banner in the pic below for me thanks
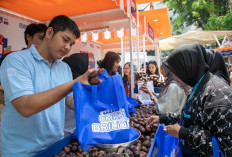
[148,23,154,41]
[131,0,136,19]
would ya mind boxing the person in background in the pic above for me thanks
[24,23,47,49]
[123,62,131,97]
[141,62,189,114]
[204,49,230,85]
[0,15,97,157]
[140,62,148,72]
[62,53,89,136]
[0,23,47,66]
[228,64,232,86]
[146,43,232,157]
[98,51,121,76]
[147,60,159,76]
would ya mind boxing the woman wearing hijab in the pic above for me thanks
[146,43,232,157]
[141,62,189,114]
[203,49,230,85]
[62,53,89,135]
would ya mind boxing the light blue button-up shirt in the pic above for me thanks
[0,45,73,157]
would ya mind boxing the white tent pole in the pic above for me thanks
[136,5,140,72]
[155,40,160,72]
[143,16,147,72]
[213,34,221,47]
[120,0,124,10]
[129,18,134,98]
[127,0,130,17]
[143,35,146,72]
[121,37,125,76]
[222,35,227,45]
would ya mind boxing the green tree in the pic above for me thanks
[163,0,232,32]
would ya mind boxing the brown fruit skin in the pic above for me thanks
[145,124,151,132]
[89,77,101,85]
[141,146,148,153]
[88,68,105,85]
[134,150,140,157]
[64,146,70,153]
[139,151,147,157]
[143,140,151,148]
[88,68,104,80]
[88,71,99,80]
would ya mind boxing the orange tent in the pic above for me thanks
[0,0,171,37]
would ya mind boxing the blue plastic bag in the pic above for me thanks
[148,124,225,157]
[148,124,182,157]
[126,95,139,114]
[73,74,140,151]
[98,70,138,114]
[212,136,225,157]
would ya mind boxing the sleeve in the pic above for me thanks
[158,83,187,114]
[159,112,181,125]
[0,54,34,102]
[65,65,73,98]
[179,88,232,157]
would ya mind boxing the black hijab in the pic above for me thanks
[63,53,89,79]
[203,49,230,85]
[163,43,209,87]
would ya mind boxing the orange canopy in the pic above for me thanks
[1,0,166,22]
[216,47,232,51]
[139,8,172,38]
[136,0,163,4]
[0,0,121,21]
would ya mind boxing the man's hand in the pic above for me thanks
[163,123,181,138]
[75,70,91,85]
[75,68,104,85]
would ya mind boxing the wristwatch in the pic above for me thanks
[150,95,156,101]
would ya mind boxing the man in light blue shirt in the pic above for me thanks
[0,15,93,157]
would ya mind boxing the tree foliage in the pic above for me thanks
[163,0,232,32]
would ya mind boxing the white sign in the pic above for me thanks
[92,108,130,132]
[138,81,154,105]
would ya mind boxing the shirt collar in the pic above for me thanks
[30,45,45,61]
[30,45,62,64]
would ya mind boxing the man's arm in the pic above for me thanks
[12,71,90,117]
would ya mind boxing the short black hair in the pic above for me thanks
[48,15,80,39]
[24,23,47,45]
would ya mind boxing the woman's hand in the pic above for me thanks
[163,123,181,138]
[145,115,160,128]
[140,86,152,96]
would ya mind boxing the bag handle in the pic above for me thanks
[112,75,127,109]
[91,75,127,109]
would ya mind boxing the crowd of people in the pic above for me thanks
[0,15,232,157]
